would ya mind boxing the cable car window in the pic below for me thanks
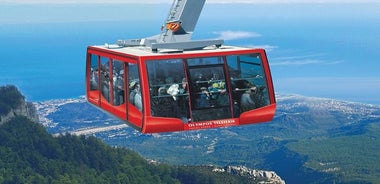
[189,67,229,108]
[227,54,270,114]
[100,56,111,103]
[112,60,125,106]
[188,64,231,122]
[146,59,189,122]
[90,54,99,91]
[128,63,143,112]
[187,56,224,66]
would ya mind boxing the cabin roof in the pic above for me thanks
[90,44,259,57]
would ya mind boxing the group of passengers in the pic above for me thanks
[91,65,267,120]
[149,72,265,119]
[231,77,267,114]
[90,66,110,101]
[194,73,229,108]
[150,76,190,122]
[193,72,267,115]
[90,64,133,107]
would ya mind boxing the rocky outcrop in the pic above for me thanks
[0,85,39,125]
[213,165,285,184]
[0,101,39,125]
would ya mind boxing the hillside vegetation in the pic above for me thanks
[48,94,379,183]
[0,116,265,184]
[0,85,279,184]
[287,123,380,183]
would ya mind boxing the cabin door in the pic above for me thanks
[187,64,233,122]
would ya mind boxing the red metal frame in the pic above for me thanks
[86,46,276,133]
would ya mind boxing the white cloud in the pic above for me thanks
[271,54,344,66]
[271,59,344,66]
[213,31,261,41]
[272,54,327,61]
[248,45,278,52]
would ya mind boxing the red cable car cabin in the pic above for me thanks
[86,45,276,133]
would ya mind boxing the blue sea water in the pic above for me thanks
[1,3,380,104]
[0,23,86,101]
[0,21,158,101]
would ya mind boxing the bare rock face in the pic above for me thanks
[0,85,39,125]
[213,165,286,184]
[0,101,39,125]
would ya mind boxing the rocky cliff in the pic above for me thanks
[213,165,285,184]
[0,85,39,125]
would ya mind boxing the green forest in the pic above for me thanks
[287,122,380,183]
[0,116,260,184]
[0,85,271,184]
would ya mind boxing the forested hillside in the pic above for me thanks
[41,94,380,183]
[0,85,281,184]
[0,116,266,184]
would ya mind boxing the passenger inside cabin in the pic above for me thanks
[179,78,188,94]
[237,80,267,113]
[197,87,210,108]
[167,84,179,101]
[113,70,124,105]
[240,87,256,112]
[178,78,190,121]
[166,83,181,118]
[231,78,258,114]
[208,73,228,106]
[129,81,138,105]
[129,80,142,111]
[193,73,208,90]
[134,83,142,111]
[90,68,99,90]
[101,64,110,102]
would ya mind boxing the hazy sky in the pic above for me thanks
[1,2,379,104]
[1,0,379,4]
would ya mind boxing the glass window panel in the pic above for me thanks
[185,55,233,121]
[112,60,125,106]
[189,66,229,109]
[147,59,189,122]
[227,54,270,115]
[128,63,143,112]
[187,56,224,66]
[90,54,99,91]
[100,57,111,103]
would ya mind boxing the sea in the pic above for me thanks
[1,3,380,104]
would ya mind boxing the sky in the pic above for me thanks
[1,0,380,4]
[1,2,379,104]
